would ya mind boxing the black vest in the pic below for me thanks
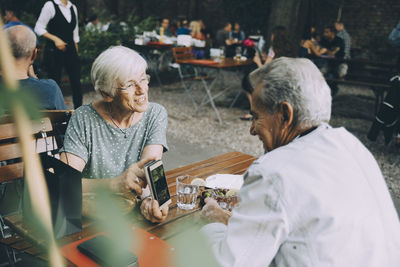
[47,0,76,46]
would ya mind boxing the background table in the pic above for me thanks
[175,58,255,124]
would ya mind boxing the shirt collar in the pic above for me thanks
[54,0,72,9]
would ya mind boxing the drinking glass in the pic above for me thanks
[235,46,242,61]
[176,176,199,210]
[219,46,226,60]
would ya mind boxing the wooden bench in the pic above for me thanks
[325,58,397,113]
[0,110,73,265]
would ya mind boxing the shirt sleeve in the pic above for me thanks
[72,5,79,43]
[144,104,168,152]
[60,110,89,163]
[201,167,290,267]
[34,1,55,36]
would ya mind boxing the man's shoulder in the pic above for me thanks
[21,77,59,90]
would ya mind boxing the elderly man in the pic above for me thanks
[5,25,67,110]
[201,57,400,267]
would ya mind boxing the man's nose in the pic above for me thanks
[250,123,256,136]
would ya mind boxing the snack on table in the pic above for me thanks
[200,188,239,211]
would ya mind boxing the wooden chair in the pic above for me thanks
[171,47,214,110]
[0,110,72,265]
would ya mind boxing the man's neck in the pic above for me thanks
[14,60,30,80]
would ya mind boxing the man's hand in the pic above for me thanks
[140,198,168,223]
[54,37,67,51]
[201,198,232,225]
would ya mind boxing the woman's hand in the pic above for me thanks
[124,163,146,195]
[253,52,263,68]
[53,37,67,51]
[140,198,169,223]
[201,198,231,225]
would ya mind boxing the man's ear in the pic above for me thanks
[31,48,37,62]
[279,101,294,128]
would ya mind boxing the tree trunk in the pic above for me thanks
[266,0,310,52]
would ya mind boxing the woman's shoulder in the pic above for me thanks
[71,104,98,120]
[147,102,167,115]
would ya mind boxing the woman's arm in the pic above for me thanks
[35,2,67,51]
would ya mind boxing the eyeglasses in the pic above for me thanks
[118,74,151,91]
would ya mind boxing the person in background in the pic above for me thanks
[190,21,205,40]
[60,46,169,222]
[201,57,400,267]
[254,26,295,67]
[34,0,82,109]
[156,18,173,37]
[3,6,27,29]
[334,21,351,60]
[241,26,294,120]
[5,25,67,110]
[169,19,179,37]
[177,19,191,35]
[229,22,245,45]
[85,14,102,32]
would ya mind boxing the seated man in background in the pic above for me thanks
[5,25,67,110]
[177,19,191,35]
[201,57,400,267]
[3,6,27,29]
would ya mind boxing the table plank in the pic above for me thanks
[176,58,254,69]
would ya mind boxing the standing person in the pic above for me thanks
[34,0,82,109]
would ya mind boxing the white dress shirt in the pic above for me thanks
[202,123,400,267]
[34,0,79,43]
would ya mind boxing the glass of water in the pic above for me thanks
[176,175,199,210]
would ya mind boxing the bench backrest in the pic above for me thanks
[0,110,73,184]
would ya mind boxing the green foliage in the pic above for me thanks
[0,83,40,120]
[79,15,158,84]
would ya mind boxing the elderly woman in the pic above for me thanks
[201,57,400,266]
[60,46,168,222]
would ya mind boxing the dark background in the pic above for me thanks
[1,0,399,60]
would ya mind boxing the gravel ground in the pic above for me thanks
[68,78,400,199]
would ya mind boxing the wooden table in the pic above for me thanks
[176,58,255,124]
[2,151,256,263]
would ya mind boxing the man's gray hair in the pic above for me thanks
[5,25,37,59]
[249,57,331,128]
[91,46,147,97]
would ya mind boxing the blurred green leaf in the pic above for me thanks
[0,83,40,121]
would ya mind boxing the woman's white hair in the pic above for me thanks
[91,46,147,96]
[249,57,331,128]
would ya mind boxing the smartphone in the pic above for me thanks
[77,235,138,267]
[144,160,172,210]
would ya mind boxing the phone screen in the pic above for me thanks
[149,164,170,206]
